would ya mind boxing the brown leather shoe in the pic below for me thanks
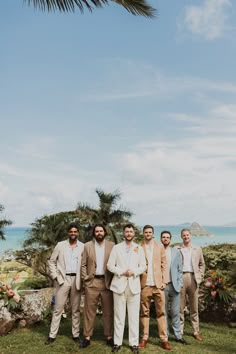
[193,334,202,341]
[161,341,171,350]
[138,339,148,348]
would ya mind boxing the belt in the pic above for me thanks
[66,273,76,276]
[94,275,105,279]
[183,272,194,274]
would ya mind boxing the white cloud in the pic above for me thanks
[182,0,231,40]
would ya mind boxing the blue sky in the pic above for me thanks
[1,0,236,226]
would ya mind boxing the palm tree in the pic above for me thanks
[0,204,12,240]
[76,189,133,243]
[25,0,156,17]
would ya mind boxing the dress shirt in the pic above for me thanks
[65,241,79,274]
[165,246,172,283]
[145,242,155,286]
[95,240,105,275]
[181,246,194,272]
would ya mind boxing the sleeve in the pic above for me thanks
[199,248,205,281]
[48,244,59,280]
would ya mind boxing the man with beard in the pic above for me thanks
[139,225,171,351]
[80,224,114,348]
[107,223,146,354]
[176,228,205,341]
[46,223,84,344]
[160,231,187,345]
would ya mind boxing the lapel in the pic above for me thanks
[62,241,67,269]
[103,240,109,271]
[91,240,97,267]
[141,241,149,266]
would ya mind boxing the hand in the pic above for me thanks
[160,283,166,290]
[127,269,134,277]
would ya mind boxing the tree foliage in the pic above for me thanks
[76,189,134,243]
[0,204,12,240]
[25,0,156,17]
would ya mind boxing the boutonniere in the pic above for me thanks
[133,246,139,253]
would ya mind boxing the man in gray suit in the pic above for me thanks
[176,228,205,341]
[160,231,187,345]
[45,223,84,344]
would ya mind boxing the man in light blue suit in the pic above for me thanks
[161,231,187,345]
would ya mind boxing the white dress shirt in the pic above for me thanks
[65,241,79,274]
[145,241,155,286]
[95,240,105,275]
[181,246,194,272]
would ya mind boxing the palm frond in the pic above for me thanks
[25,0,156,17]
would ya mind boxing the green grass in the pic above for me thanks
[0,317,235,354]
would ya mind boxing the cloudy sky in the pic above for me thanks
[1,0,236,226]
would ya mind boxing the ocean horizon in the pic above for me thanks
[0,225,235,256]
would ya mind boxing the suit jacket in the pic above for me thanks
[140,240,167,289]
[176,244,205,285]
[81,239,114,289]
[48,239,84,290]
[169,247,183,293]
[107,241,146,295]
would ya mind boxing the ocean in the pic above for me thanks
[0,226,235,256]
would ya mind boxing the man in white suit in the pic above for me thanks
[107,223,146,354]
[45,223,84,345]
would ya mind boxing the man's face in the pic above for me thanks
[124,227,135,242]
[143,227,154,241]
[94,226,106,243]
[181,230,192,245]
[68,227,78,241]
[161,232,171,247]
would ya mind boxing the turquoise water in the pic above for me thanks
[0,226,235,256]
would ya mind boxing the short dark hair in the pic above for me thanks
[67,222,79,232]
[143,224,154,233]
[181,228,191,236]
[160,230,172,239]
[123,223,134,231]
[93,223,107,236]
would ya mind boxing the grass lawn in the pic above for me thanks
[0,316,235,354]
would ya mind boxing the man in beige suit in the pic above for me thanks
[46,223,84,344]
[176,228,205,341]
[139,225,171,351]
[107,223,146,354]
[80,224,114,348]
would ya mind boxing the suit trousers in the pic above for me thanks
[164,283,181,339]
[49,275,81,338]
[113,284,140,346]
[83,278,113,337]
[180,272,199,335]
[140,286,168,342]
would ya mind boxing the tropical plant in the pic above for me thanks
[0,275,21,311]
[25,0,156,17]
[76,189,134,243]
[0,204,12,240]
[199,269,234,322]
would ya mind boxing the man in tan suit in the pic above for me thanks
[139,225,171,351]
[80,224,114,348]
[107,223,146,354]
[176,228,205,341]
[45,223,84,344]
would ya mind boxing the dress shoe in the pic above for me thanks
[112,345,121,352]
[161,341,171,350]
[45,337,55,345]
[138,339,148,348]
[106,338,114,346]
[130,345,139,353]
[175,338,188,345]
[193,334,202,341]
[80,338,91,348]
[73,336,82,344]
